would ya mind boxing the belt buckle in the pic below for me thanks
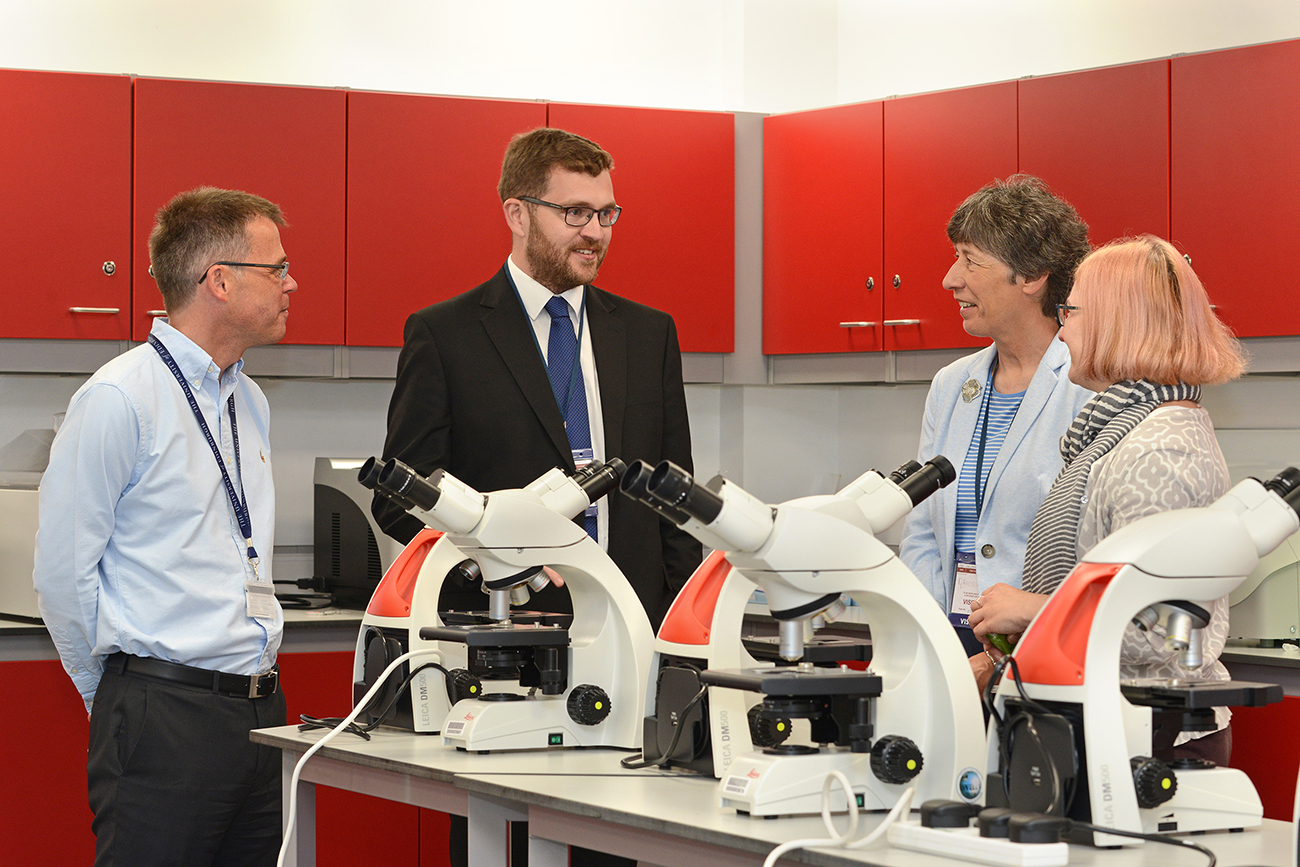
[249,670,277,698]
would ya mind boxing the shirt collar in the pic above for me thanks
[506,257,585,320]
[149,317,244,392]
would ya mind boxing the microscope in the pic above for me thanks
[623,457,989,818]
[987,469,1300,847]
[359,456,654,752]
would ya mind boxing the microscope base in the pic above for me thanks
[441,696,638,752]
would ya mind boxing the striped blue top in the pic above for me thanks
[953,387,1025,553]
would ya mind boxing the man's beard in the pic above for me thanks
[525,221,606,292]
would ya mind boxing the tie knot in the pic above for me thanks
[545,297,571,321]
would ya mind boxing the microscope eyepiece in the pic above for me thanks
[897,455,956,506]
[576,457,626,503]
[646,460,725,525]
[887,460,922,485]
[619,460,693,523]
[1263,467,1300,515]
[358,456,418,510]
[375,458,442,512]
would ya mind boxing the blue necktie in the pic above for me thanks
[545,296,598,541]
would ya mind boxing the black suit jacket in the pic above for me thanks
[373,266,702,626]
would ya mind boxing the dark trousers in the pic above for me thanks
[87,659,287,867]
[449,815,636,866]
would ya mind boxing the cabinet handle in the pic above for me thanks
[866,277,875,291]
[883,319,921,326]
[893,275,901,288]
[147,309,168,317]
[102,261,117,276]
[69,307,121,314]
[839,321,878,328]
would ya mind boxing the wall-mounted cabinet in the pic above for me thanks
[133,77,347,345]
[549,102,736,354]
[1171,39,1300,338]
[0,70,132,340]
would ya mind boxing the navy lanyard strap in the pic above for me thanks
[972,358,997,520]
[148,335,259,567]
[505,269,588,417]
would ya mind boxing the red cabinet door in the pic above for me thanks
[1172,39,1300,337]
[1020,60,1169,248]
[763,102,884,354]
[133,78,346,344]
[546,103,735,353]
[883,82,1018,351]
[0,69,132,340]
[346,92,546,347]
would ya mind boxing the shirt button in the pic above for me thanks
[981,544,996,558]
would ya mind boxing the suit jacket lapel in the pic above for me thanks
[479,268,574,467]
[587,287,626,462]
[984,339,1068,495]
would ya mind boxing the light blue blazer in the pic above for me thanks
[899,338,1091,611]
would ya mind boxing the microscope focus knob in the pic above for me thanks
[747,703,791,747]
[446,669,482,704]
[871,735,924,784]
[1131,756,1178,808]
[567,685,612,726]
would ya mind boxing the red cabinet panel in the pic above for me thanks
[347,92,547,347]
[1020,61,1170,247]
[133,78,346,344]
[1172,40,1300,337]
[763,102,884,354]
[0,70,132,340]
[547,103,735,353]
[883,82,1018,351]
[1228,695,1300,821]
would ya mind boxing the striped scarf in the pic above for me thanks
[1022,379,1201,594]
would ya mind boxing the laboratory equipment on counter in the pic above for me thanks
[626,456,988,818]
[1228,525,1300,644]
[360,456,653,752]
[0,472,41,621]
[987,468,1299,847]
[312,457,405,609]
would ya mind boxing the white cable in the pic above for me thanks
[276,648,444,867]
[844,784,914,849]
[761,771,859,867]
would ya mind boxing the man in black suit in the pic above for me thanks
[374,128,702,867]
[373,126,701,624]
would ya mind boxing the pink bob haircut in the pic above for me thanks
[1067,235,1245,387]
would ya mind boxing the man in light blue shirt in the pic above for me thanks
[34,187,298,867]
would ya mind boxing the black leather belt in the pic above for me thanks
[106,652,279,699]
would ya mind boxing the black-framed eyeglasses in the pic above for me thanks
[519,196,622,228]
[1055,303,1080,328]
[198,261,290,284]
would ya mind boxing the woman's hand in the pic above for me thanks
[970,649,999,696]
[968,583,1047,639]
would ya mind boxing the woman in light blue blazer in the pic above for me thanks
[899,176,1092,678]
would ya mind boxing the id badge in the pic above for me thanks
[573,447,598,518]
[949,551,978,629]
[246,581,277,620]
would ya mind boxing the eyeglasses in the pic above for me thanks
[519,196,622,228]
[198,261,290,284]
[1055,304,1080,328]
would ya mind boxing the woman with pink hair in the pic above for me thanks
[968,235,1246,764]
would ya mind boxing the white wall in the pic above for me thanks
[5,0,1300,574]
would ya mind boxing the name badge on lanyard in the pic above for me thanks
[950,551,978,629]
[149,335,272,621]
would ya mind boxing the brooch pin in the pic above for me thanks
[960,379,982,403]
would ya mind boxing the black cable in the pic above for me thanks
[620,684,709,769]
[298,661,450,739]
[1068,821,1215,867]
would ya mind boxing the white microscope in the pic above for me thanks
[986,468,1300,847]
[358,456,654,752]
[624,457,989,818]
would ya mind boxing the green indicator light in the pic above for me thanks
[548,733,563,746]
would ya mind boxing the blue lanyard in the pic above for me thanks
[505,269,587,417]
[972,359,997,520]
[148,335,260,572]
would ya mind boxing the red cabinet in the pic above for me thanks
[882,81,1018,352]
[133,78,347,344]
[1019,61,1170,248]
[0,70,132,340]
[763,102,884,354]
[346,92,546,347]
[1171,39,1300,338]
[547,103,735,353]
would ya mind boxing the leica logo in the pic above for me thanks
[464,713,475,721]
[746,769,760,779]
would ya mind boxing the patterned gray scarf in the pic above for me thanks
[1022,379,1201,594]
